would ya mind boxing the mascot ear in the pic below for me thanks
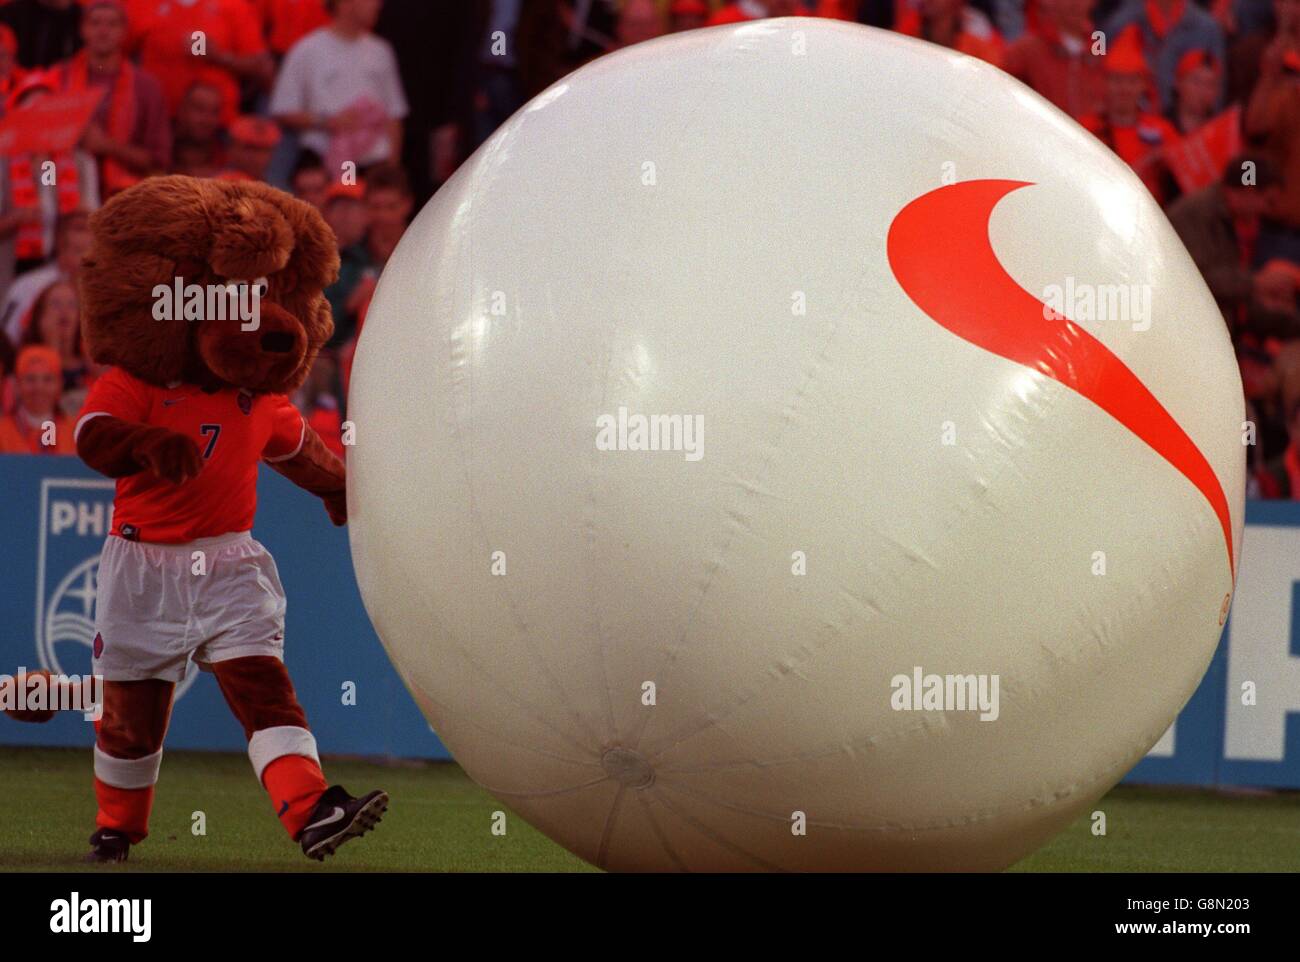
[88,175,216,256]
[248,181,340,291]
[209,193,295,281]
[80,176,221,386]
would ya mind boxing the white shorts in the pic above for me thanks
[93,531,287,683]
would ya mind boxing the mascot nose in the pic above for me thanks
[261,331,296,353]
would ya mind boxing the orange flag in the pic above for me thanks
[1164,105,1243,195]
[0,88,105,155]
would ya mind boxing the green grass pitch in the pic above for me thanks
[1,746,1296,872]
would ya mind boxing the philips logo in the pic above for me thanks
[48,498,113,538]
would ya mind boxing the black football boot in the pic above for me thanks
[299,785,388,861]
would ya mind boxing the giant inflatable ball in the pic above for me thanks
[347,19,1244,871]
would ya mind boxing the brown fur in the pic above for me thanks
[96,680,175,758]
[211,657,310,739]
[79,417,203,481]
[79,175,340,395]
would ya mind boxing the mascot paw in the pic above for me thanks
[137,430,204,484]
[324,491,347,526]
[1,669,59,723]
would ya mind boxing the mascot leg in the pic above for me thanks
[210,655,327,839]
[93,678,174,856]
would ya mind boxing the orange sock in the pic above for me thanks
[262,754,328,839]
[94,778,154,844]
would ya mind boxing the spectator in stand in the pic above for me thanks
[618,0,666,44]
[1080,38,1180,203]
[270,0,408,172]
[1255,257,1300,325]
[323,182,368,249]
[1267,259,1300,431]
[1255,393,1300,496]
[1169,47,1223,133]
[1244,20,1300,249]
[1005,0,1107,120]
[474,0,524,152]
[557,0,620,62]
[0,74,98,279]
[362,161,410,270]
[51,0,170,199]
[378,0,483,205]
[0,0,81,70]
[19,276,86,399]
[1103,0,1226,111]
[1227,0,1278,36]
[294,351,345,457]
[1243,375,1284,495]
[291,152,331,209]
[1170,154,1279,304]
[823,0,865,17]
[515,0,573,104]
[254,0,331,60]
[1168,157,1298,436]
[1231,0,1300,104]
[169,80,226,176]
[0,333,14,412]
[125,0,273,121]
[321,181,371,346]
[990,0,1029,41]
[217,115,282,181]
[0,23,21,103]
[708,1,812,24]
[0,344,76,454]
[669,0,712,31]
[894,0,1006,67]
[0,210,90,345]
[0,24,31,298]
[332,163,412,349]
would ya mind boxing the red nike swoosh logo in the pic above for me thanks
[886,179,1234,577]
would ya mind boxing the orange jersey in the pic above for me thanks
[126,0,266,121]
[77,367,305,543]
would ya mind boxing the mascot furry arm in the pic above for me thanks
[77,418,347,524]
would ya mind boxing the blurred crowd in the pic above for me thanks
[0,0,1297,496]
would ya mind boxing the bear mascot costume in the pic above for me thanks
[2,176,386,863]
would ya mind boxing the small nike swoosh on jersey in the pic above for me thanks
[162,398,187,406]
[304,807,346,832]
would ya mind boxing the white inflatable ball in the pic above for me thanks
[347,19,1243,871]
